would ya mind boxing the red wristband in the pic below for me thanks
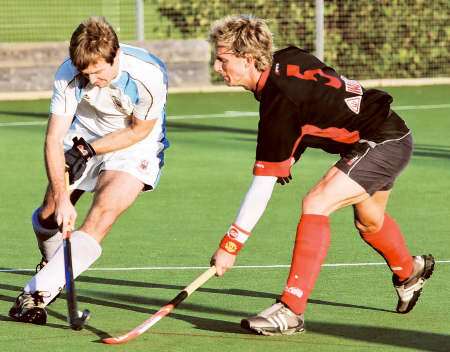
[219,224,251,255]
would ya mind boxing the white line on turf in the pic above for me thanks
[1,104,450,127]
[1,260,449,272]
[391,103,450,111]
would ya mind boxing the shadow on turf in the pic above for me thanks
[413,144,450,160]
[305,321,450,352]
[0,110,48,118]
[0,110,259,135]
[167,121,257,136]
[1,281,448,350]
[2,109,450,160]
[186,321,450,352]
[0,292,108,336]
[0,271,392,314]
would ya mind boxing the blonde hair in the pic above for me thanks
[69,16,119,71]
[209,15,273,71]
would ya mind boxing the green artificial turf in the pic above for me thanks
[0,87,449,351]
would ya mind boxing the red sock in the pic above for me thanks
[280,214,330,314]
[360,213,413,281]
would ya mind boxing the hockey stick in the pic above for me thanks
[63,171,91,330]
[102,265,217,344]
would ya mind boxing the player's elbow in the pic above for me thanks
[131,127,151,143]
[129,117,157,143]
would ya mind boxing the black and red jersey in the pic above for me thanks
[252,46,409,177]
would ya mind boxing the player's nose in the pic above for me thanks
[88,74,98,85]
[213,60,222,74]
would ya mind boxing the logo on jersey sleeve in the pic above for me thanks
[344,96,362,114]
[341,76,363,95]
[110,87,134,115]
[341,76,363,114]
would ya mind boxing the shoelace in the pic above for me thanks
[35,258,47,273]
[22,292,48,308]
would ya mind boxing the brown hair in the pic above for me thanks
[209,15,273,71]
[69,16,119,71]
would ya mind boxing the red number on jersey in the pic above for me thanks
[286,64,342,89]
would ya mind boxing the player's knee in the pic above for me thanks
[32,207,59,238]
[85,203,120,233]
[354,218,383,234]
[302,193,329,215]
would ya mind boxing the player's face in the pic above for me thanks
[82,52,120,88]
[213,45,252,89]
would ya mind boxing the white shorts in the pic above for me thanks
[64,120,164,192]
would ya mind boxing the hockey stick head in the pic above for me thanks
[70,309,91,330]
[102,266,217,344]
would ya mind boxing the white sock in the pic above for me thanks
[32,207,63,261]
[24,230,102,305]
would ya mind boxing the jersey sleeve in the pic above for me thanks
[49,59,79,118]
[252,80,306,177]
[132,66,167,121]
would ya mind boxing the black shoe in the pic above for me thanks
[393,254,435,314]
[9,291,47,325]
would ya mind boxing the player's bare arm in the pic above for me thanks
[90,116,158,155]
[44,114,76,233]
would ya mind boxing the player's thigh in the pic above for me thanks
[353,190,391,233]
[335,134,413,196]
[94,170,144,213]
[81,170,144,240]
[303,166,369,215]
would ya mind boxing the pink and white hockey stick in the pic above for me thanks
[102,266,216,345]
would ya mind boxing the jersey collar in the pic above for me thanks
[254,68,270,100]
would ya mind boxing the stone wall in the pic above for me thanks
[0,39,211,92]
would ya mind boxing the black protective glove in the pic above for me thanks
[277,174,292,186]
[64,137,96,184]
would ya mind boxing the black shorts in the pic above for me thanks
[335,132,413,195]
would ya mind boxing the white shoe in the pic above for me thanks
[393,254,435,313]
[241,302,305,336]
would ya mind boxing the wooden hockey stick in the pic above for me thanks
[102,266,217,344]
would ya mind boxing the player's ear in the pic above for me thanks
[113,48,121,64]
[244,54,256,68]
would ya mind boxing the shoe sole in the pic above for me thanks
[396,254,435,314]
[241,319,305,336]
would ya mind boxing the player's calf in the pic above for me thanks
[8,291,47,325]
[32,207,63,262]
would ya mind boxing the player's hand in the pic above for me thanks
[210,248,236,276]
[54,194,77,235]
[65,137,96,184]
[277,174,292,185]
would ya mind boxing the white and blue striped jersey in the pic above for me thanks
[50,44,169,151]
